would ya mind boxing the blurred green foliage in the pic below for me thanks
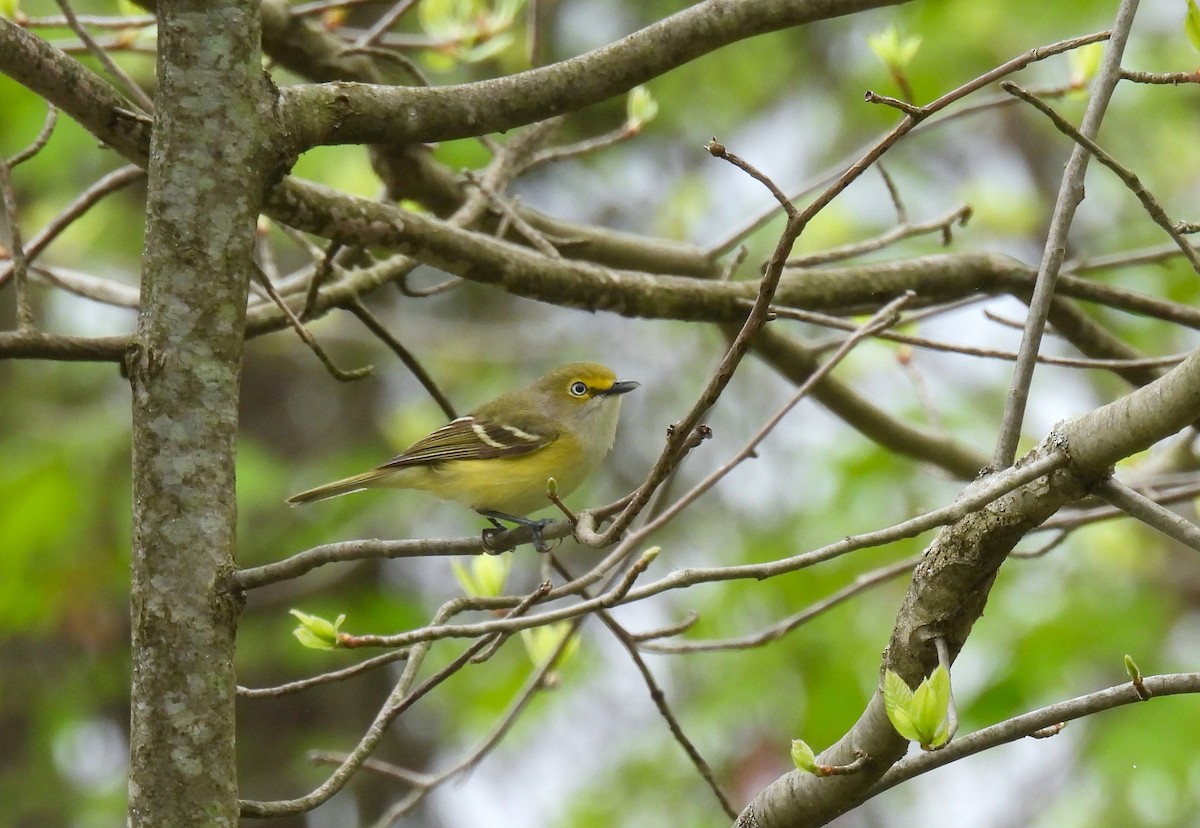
[3,0,1200,826]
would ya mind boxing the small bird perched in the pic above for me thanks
[287,362,638,550]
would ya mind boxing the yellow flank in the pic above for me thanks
[389,429,590,516]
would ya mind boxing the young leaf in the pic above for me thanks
[626,86,659,132]
[883,669,920,742]
[451,553,512,598]
[884,667,952,748]
[790,739,819,774]
[911,664,951,749]
[520,621,579,669]
[289,609,346,650]
[867,25,921,73]
[1068,42,1105,87]
[1186,0,1200,55]
[460,33,515,64]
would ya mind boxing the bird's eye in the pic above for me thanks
[569,381,588,397]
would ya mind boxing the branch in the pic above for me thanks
[277,0,913,150]
[239,583,552,818]
[303,454,1067,655]
[642,556,917,654]
[868,673,1200,795]
[1098,476,1200,553]
[991,0,1139,467]
[1002,81,1200,275]
[230,531,570,591]
[738,343,1200,827]
[550,557,737,819]
[0,17,152,165]
[0,330,130,362]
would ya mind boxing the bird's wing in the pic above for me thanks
[379,412,559,468]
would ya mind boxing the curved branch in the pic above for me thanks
[0,18,151,165]
[277,0,913,150]
[738,343,1200,827]
[8,20,1200,338]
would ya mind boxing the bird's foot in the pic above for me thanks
[479,511,556,553]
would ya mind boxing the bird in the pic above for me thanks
[287,362,638,550]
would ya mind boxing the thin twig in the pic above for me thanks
[594,292,914,546]
[461,170,561,258]
[353,0,420,48]
[933,637,959,744]
[1063,241,1200,275]
[991,0,1139,468]
[628,611,701,643]
[1002,81,1200,276]
[344,299,458,419]
[303,240,343,320]
[767,302,1186,372]
[230,532,564,591]
[1098,477,1200,553]
[237,649,411,698]
[251,266,373,382]
[642,556,917,654]
[526,121,640,168]
[785,204,971,267]
[0,160,33,331]
[308,752,431,786]
[25,263,141,308]
[53,0,155,113]
[1039,478,1200,534]
[549,557,738,820]
[0,165,144,290]
[7,104,57,167]
[1119,69,1200,85]
[340,43,428,86]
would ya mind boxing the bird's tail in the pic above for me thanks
[286,468,393,505]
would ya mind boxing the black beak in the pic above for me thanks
[602,380,640,396]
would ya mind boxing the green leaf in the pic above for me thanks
[1124,653,1142,682]
[790,739,819,773]
[912,665,951,749]
[419,0,470,39]
[289,609,346,650]
[883,667,952,749]
[626,86,660,132]
[1187,0,1200,54]
[451,553,512,598]
[867,25,921,72]
[0,0,19,19]
[883,669,920,742]
[460,32,514,64]
[1068,42,1105,87]
[521,621,579,669]
[491,0,526,27]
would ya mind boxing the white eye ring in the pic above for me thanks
[569,381,588,397]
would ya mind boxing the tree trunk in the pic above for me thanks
[127,2,275,824]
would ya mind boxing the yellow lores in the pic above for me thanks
[287,362,638,549]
